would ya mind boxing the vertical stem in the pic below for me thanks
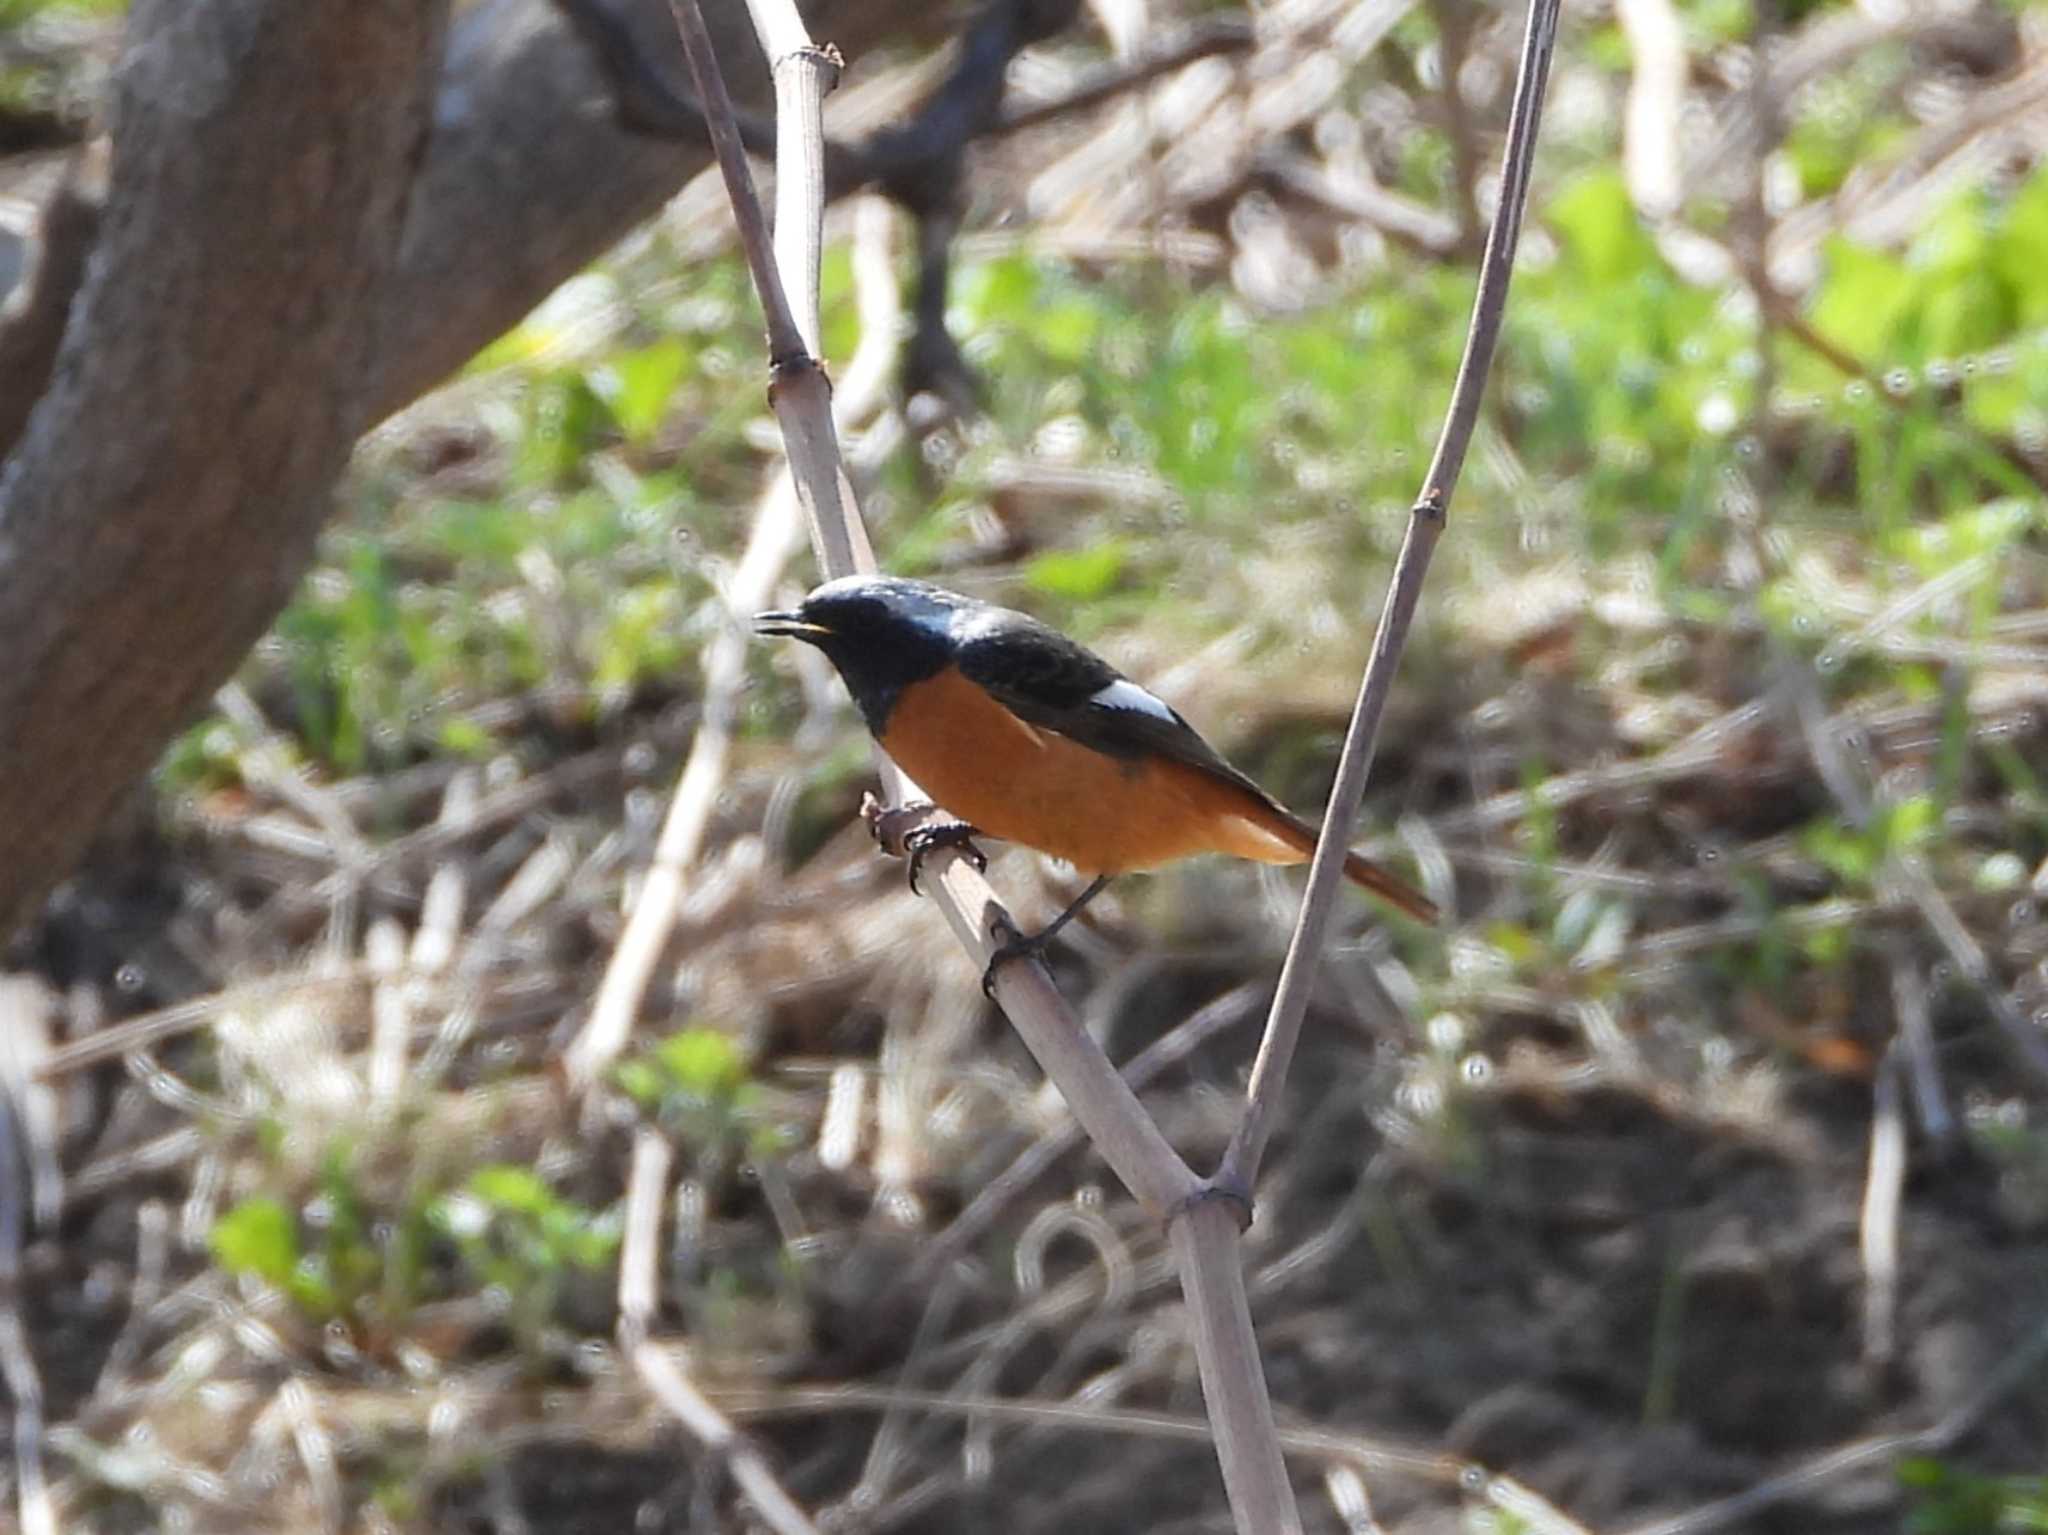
[1219,0,1561,1193]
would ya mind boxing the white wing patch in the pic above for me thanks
[1090,678,1178,724]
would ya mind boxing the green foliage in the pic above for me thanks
[429,1165,620,1348]
[589,338,696,448]
[207,1134,616,1353]
[208,1146,435,1326]
[617,1026,789,1177]
[1901,1459,2048,1533]
[1801,795,1937,889]
[1025,540,1130,601]
[0,0,123,23]
[209,1197,306,1296]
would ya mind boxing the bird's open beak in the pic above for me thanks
[752,610,831,641]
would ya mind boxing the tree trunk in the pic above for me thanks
[0,0,451,941]
[0,0,925,943]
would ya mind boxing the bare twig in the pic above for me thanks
[994,19,1253,137]
[563,195,902,1091]
[1765,298,2048,496]
[1259,153,1462,258]
[910,981,1263,1283]
[1888,958,1950,1146]
[669,0,1192,1213]
[1169,1198,1297,1533]
[714,1381,1595,1533]
[1617,1315,2048,1535]
[665,0,808,367]
[34,968,381,1078]
[0,1305,55,1535]
[1220,0,1559,1195]
[1615,0,1684,219]
[1795,677,2048,1084]
[0,985,55,1535]
[1427,0,1484,253]
[1858,1046,1905,1366]
[619,1128,823,1535]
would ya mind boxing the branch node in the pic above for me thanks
[795,42,844,82]
[767,349,831,405]
[1174,1177,1255,1234]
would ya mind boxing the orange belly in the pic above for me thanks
[878,667,1304,876]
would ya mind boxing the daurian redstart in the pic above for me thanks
[755,575,1437,988]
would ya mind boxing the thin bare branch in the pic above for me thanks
[563,195,902,1092]
[1888,958,1950,1145]
[1170,1199,1300,1535]
[1221,0,1560,1193]
[660,2,1557,1528]
[620,1128,823,1535]
[1617,1315,2048,1535]
[1615,0,1685,219]
[0,141,103,463]
[1858,1047,1905,1366]
[662,0,1194,1219]
[912,981,1263,1283]
[714,1380,1595,1532]
[665,0,807,366]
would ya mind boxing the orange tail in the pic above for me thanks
[1340,848,1440,924]
[1177,765,1441,922]
[1254,806,1439,923]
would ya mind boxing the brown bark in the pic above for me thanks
[0,0,451,940]
[370,0,931,421]
[0,0,927,943]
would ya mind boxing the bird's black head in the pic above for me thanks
[753,575,970,734]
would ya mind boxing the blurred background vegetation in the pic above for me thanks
[5,0,2048,1530]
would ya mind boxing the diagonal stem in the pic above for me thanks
[1218,0,1562,1195]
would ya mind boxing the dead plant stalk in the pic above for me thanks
[647,0,1559,1530]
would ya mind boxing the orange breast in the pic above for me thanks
[878,667,1309,876]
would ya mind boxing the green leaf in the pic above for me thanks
[592,583,684,692]
[615,1059,665,1108]
[435,717,497,760]
[1878,794,1937,854]
[1025,541,1129,600]
[956,256,1042,328]
[468,1165,556,1217]
[1035,298,1102,364]
[1803,818,1877,885]
[1997,165,2048,325]
[654,1028,748,1098]
[1484,921,1544,966]
[209,1198,301,1287]
[1810,238,1913,360]
[1549,170,1658,285]
[597,339,693,446]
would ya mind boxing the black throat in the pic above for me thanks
[817,624,950,737]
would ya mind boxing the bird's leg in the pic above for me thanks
[981,874,1112,998]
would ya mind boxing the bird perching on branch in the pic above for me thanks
[755,576,1437,990]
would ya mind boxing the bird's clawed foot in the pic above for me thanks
[980,914,1048,998]
[902,818,985,894]
[978,873,1113,998]
[862,796,985,894]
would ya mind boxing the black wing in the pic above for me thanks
[953,612,1282,807]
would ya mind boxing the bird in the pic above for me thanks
[753,574,1438,991]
